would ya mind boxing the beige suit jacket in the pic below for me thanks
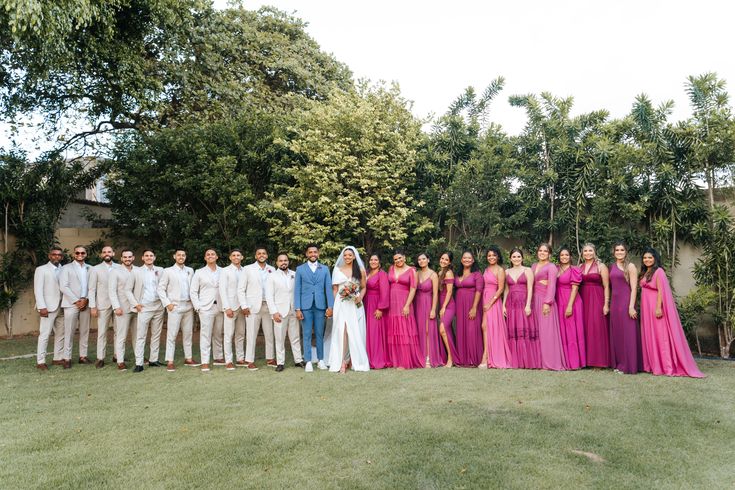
[237,262,275,314]
[108,266,134,312]
[88,262,119,309]
[124,265,164,312]
[190,266,222,312]
[219,264,244,312]
[59,262,91,308]
[157,265,194,307]
[33,262,62,312]
[265,269,296,318]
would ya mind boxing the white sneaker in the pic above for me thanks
[305,362,314,373]
[317,360,328,370]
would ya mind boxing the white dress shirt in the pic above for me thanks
[142,266,158,305]
[175,265,191,301]
[74,261,89,297]
[308,261,318,273]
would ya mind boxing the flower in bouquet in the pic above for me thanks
[338,279,361,304]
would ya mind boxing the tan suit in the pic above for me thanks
[219,264,246,363]
[58,261,91,359]
[237,262,276,363]
[108,265,135,362]
[125,265,164,366]
[190,265,223,365]
[265,268,303,365]
[158,265,195,362]
[33,262,64,364]
[89,262,119,360]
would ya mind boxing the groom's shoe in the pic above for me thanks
[294,361,306,368]
[317,360,328,370]
[305,362,314,373]
[275,365,284,372]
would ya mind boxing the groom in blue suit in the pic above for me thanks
[294,243,334,372]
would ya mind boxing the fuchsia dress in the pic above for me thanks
[482,268,512,368]
[506,269,541,368]
[437,275,459,364]
[580,263,610,367]
[555,266,586,369]
[639,268,704,378]
[414,275,446,367]
[365,270,390,369]
[387,266,423,369]
[454,271,484,367]
[608,264,642,374]
[532,262,568,371]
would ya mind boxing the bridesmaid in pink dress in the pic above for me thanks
[639,248,704,378]
[386,249,423,369]
[503,248,541,368]
[480,246,512,368]
[532,243,568,371]
[415,253,444,367]
[437,252,459,367]
[365,254,390,369]
[555,247,586,369]
[454,251,484,367]
[609,242,643,374]
[580,243,611,368]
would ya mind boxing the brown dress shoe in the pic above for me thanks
[117,362,127,371]
[246,362,258,371]
[52,360,65,366]
[166,362,176,372]
[201,364,210,372]
[266,359,277,367]
[236,360,246,366]
[78,356,91,364]
[63,360,71,369]
[226,362,235,371]
[184,358,201,367]
[95,360,105,369]
[36,363,48,371]
[212,358,226,366]
[112,356,117,363]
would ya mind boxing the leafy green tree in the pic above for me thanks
[260,82,430,261]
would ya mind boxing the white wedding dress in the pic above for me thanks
[328,267,370,372]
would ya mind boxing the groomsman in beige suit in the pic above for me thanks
[158,248,197,371]
[219,248,246,370]
[190,248,223,372]
[265,253,304,372]
[89,245,119,368]
[59,245,92,368]
[237,246,276,370]
[109,249,136,370]
[34,247,65,370]
[126,249,164,373]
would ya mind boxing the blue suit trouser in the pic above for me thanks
[301,306,325,362]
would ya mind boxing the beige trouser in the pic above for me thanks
[198,308,223,365]
[134,307,164,366]
[113,310,134,363]
[164,301,194,362]
[212,308,224,361]
[63,306,91,359]
[223,308,246,363]
[245,302,274,362]
[95,307,116,360]
[274,313,303,366]
[37,308,64,364]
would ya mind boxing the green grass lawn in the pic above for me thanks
[1,332,733,489]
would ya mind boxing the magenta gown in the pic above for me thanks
[532,263,568,371]
[365,270,390,369]
[555,266,586,369]
[580,263,610,367]
[505,270,541,368]
[414,276,445,367]
[482,268,512,368]
[387,266,423,369]
[639,268,704,378]
[454,271,484,367]
[437,277,459,363]
[608,265,642,374]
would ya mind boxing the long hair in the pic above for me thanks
[640,246,662,282]
[368,253,382,272]
[612,241,631,283]
[486,246,504,266]
[456,250,479,277]
[438,251,454,285]
[537,242,553,258]
[416,252,430,269]
[580,242,601,266]
[556,245,574,273]
[508,247,524,266]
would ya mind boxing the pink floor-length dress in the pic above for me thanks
[482,268,512,368]
[438,276,459,363]
[454,271,484,367]
[387,266,423,369]
[506,270,542,369]
[609,264,642,374]
[414,276,445,367]
[365,270,390,369]
[555,266,586,369]
[580,263,610,367]
[532,262,568,371]
[639,268,704,378]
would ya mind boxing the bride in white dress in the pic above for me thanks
[328,246,370,373]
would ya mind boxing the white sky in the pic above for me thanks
[238,0,735,134]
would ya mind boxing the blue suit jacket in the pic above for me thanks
[294,262,334,311]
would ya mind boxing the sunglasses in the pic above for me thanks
[74,251,87,255]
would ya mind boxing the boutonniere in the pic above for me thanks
[267,269,272,273]
[155,270,159,277]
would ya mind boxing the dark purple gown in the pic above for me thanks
[365,270,390,369]
[580,263,610,368]
[608,264,642,374]
[438,276,459,363]
[454,271,484,367]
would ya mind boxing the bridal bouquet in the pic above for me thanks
[338,279,361,305]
